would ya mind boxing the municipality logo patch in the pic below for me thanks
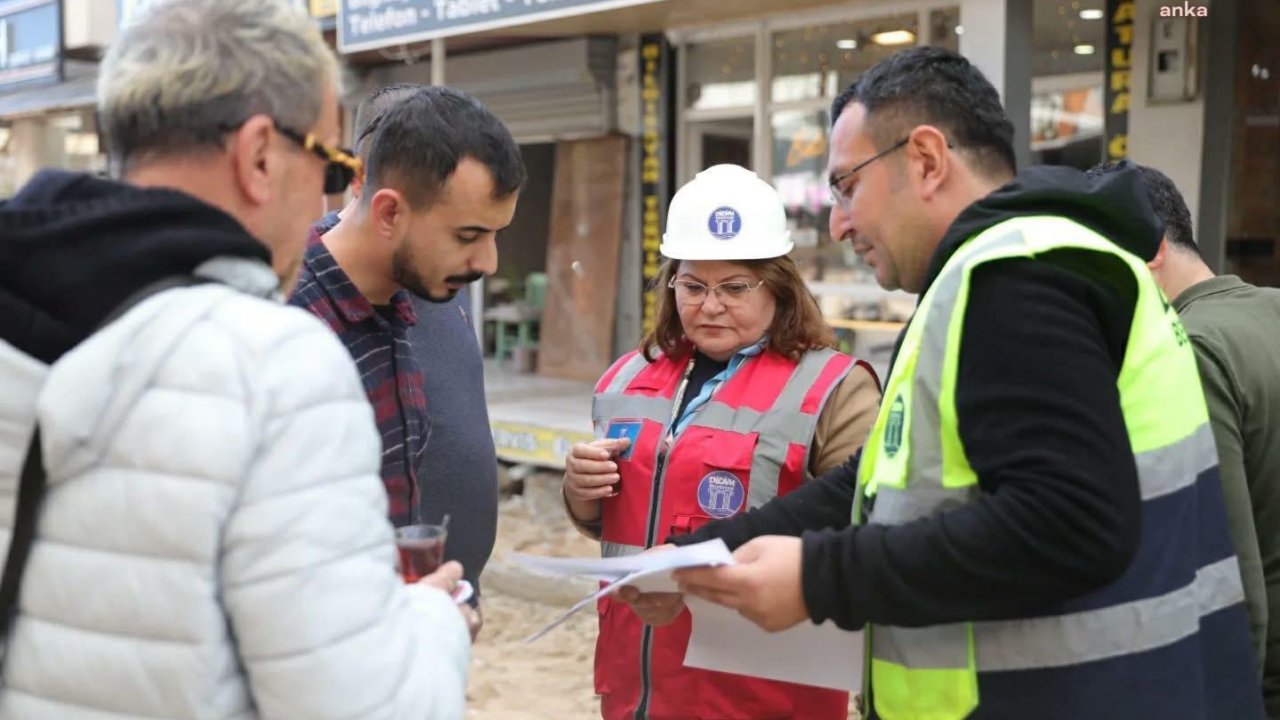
[708,207,742,240]
[884,394,905,458]
[697,471,745,519]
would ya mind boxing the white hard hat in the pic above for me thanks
[660,164,793,261]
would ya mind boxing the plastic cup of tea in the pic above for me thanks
[395,523,448,584]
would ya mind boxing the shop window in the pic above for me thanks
[929,7,961,51]
[1029,0,1107,169]
[685,36,756,111]
[677,5,966,373]
[0,111,105,198]
[771,109,873,317]
[766,10,961,332]
[51,111,107,177]
[1030,82,1105,168]
[770,14,919,105]
[686,118,753,176]
[770,110,831,279]
[1225,0,1280,286]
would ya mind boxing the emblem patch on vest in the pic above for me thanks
[884,394,905,458]
[604,419,642,460]
[697,471,745,519]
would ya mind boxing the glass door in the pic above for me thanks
[686,118,754,176]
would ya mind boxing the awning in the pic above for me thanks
[0,73,97,120]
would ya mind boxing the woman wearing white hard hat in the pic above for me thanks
[562,164,881,720]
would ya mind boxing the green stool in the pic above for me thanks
[486,272,546,362]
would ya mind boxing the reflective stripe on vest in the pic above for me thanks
[856,216,1237,720]
[694,348,850,510]
[601,351,651,395]
[591,352,672,438]
[871,420,1219,523]
[593,394,672,427]
[602,541,645,558]
[872,555,1244,671]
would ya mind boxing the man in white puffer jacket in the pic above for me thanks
[0,1,471,718]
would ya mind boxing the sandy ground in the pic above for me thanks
[465,588,600,720]
[465,489,602,720]
[466,485,859,720]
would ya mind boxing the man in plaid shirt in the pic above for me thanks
[290,87,525,527]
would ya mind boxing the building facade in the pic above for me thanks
[2,0,1275,378]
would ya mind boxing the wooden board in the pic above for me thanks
[537,135,629,382]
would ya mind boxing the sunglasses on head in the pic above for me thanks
[219,118,362,194]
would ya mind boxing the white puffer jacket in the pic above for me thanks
[0,258,469,719]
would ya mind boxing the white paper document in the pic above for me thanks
[684,596,863,693]
[512,540,864,692]
[511,540,735,642]
[512,539,734,586]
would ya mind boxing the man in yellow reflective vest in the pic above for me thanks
[626,46,1266,719]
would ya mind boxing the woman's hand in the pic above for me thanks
[563,438,630,523]
[615,545,685,626]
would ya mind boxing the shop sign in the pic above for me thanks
[339,0,666,53]
[0,0,60,92]
[772,122,826,178]
[639,32,670,336]
[1104,0,1134,160]
[491,420,593,469]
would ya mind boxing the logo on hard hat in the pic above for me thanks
[708,207,742,241]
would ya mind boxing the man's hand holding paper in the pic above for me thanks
[674,535,809,633]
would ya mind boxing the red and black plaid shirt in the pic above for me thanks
[288,227,426,526]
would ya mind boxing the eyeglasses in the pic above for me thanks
[668,278,766,306]
[219,118,362,194]
[827,137,909,211]
[274,125,362,195]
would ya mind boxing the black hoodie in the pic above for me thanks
[0,170,270,365]
[670,162,1167,630]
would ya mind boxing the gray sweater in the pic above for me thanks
[407,290,499,600]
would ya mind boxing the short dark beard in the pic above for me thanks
[391,240,482,303]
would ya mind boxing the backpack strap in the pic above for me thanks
[0,275,208,658]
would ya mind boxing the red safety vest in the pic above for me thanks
[590,345,871,720]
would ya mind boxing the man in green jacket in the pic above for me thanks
[1091,161,1280,715]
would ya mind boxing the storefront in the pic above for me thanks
[332,0,1031,382]
[337,0,649,388]
[668,2,965,372]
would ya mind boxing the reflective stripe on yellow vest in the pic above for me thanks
[854,216,1244,720]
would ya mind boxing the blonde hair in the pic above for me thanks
[98,0,342,173]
